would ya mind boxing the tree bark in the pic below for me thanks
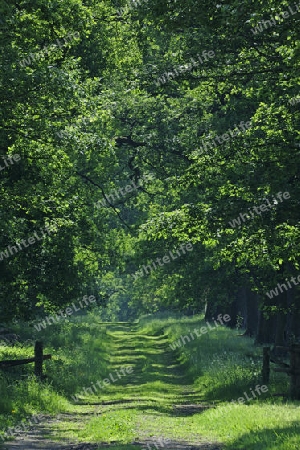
[244,289,259,337]
[256,309,276,344]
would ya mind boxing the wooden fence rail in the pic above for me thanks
[0,341,51,380]
[262,344,300,400]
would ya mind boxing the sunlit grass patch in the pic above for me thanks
[55,409,139,444]
[193,403,300,450]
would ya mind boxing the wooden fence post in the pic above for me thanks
[262,346,270,384]
[290,344,300,400]
[34,341,43,380]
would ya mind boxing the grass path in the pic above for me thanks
[4,323,222,450]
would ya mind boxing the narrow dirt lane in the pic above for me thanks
[4,324,223,450]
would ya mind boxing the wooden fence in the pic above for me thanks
[262,344,300,400]
[0,341,51,380]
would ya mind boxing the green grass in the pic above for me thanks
[0,315,111,437]
[137,314,300,449]
[1,312,300,449]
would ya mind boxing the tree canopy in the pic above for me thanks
[1,0,299,343]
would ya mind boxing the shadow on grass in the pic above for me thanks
[71,324,207,417]
[225,422,300,450]
[94,441,222,450]
[107,333,201,383]
[200,378,271,403]
[95,445,140,450]
[90,399,208,416]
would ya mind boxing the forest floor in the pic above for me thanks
[3,323,223,450]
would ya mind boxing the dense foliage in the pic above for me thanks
[1,0,299,344]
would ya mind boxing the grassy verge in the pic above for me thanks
[138,313,300,449]
[0,313,111,441]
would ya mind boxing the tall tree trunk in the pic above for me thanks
[244,289,259,337]
[288,289,300,342]
[274,307,288,357]
[204,300,224,321]
[255,309,276,344]
[226,287,247,329]
[272,286,289,356]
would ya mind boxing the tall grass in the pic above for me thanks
[145,314,290,401]
[138,314,300,450]
[0,314,111,438]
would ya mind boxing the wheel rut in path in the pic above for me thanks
[4,324,222,450]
